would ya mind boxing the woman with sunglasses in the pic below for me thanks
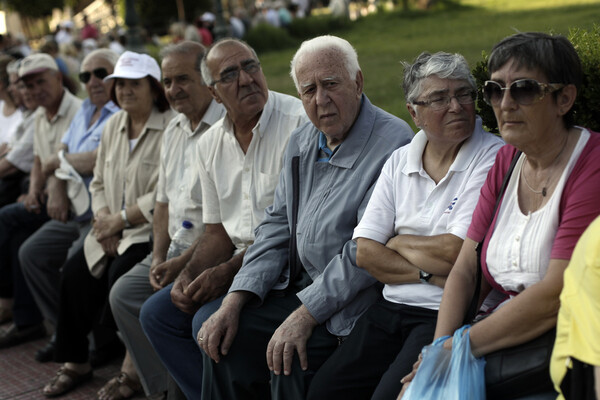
[42,51,174,398]
[400,32,600,400]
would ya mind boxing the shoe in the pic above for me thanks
[98,372,142,400]
[0,322,46,349]
[89,341,125,368]
[43,366,93,397]
[0,307,12,325]
[35,338,56,363]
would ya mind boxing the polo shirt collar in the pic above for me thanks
[326,94,372,169]
[221,90,273,139]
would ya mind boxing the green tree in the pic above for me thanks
[5,0,64,18]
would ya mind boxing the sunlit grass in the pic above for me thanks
[260,1,600,127]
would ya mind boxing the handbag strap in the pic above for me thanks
[464,150,522,323]
[288,156,302,284]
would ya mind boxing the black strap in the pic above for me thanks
[465,150,522,323]
[288,156,302,284]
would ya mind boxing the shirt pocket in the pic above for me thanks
[256,171,280,211]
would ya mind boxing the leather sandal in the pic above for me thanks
[97,372,142,400]
[43,366,93,398]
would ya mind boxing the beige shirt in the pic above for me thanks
[33,90,82,162]
[196,90,308,252]
[84,107,175,276]
[156,100,226,239]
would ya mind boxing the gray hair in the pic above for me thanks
[81,48,119,71]
[290,35,360,92]
[200,38,258,86]
[160,41,206,73]
[402,51,476,104]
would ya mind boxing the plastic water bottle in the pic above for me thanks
[166,220,195,260]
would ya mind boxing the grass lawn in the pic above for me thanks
[258,0,600,127]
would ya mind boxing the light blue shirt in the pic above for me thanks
[60,98,120,220]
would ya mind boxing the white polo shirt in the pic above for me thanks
[196,90,308,252]
[353,117,503,310]
[156,100,226,239]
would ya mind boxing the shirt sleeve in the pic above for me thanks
[89,120,110,214]
[5,122,34,173]
[552,132,600,260]
[198,139,222,224]
[352,151,398,244]
[156,131,169,204]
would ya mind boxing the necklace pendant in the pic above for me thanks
[542,187,547,197]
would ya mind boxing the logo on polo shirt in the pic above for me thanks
[444,197,458,214]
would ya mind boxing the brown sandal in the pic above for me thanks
[43,366,93,397]
[97,372,142,400]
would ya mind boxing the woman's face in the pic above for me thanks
[115,77,154,115]
[489,59,564,149]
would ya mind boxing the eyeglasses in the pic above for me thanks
[78,68,109,84]
[211,61,261,86]
[412,90,477,111]
[482,79,565,106]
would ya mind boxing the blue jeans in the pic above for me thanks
[0,201,48,327]
[140,283,223,399]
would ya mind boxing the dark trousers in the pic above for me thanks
[201,290,340,400]
[54,242,149,363]
[0,171,27,208]
[0,201,48,327]
[307,298,438,400]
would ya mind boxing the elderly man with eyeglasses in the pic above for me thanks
[139,38,308,399]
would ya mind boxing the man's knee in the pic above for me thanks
[140,284,173,336]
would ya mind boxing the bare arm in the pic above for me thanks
[93,204,149,241]
[46,175,70,222]
[435,238,564,357]
[0,158,19,178]
[23,155,46,212]
[151,201,170,265]
[356,233,462,285]
[63,149,97,176]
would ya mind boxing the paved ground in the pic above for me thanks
[0,331,147,400]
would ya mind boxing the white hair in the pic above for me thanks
[81,48,119,71]
[290,35,360,92]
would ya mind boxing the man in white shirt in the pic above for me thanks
[106,41,226,400]
[139,38,308,399]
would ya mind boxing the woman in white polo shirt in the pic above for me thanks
[307,51,503,400]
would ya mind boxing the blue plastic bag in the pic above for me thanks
[403,325,486,400]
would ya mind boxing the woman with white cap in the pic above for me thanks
[42,51,174,398]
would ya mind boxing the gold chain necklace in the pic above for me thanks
[521,137,568,197]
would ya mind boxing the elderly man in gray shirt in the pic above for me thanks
[197,35,414,400]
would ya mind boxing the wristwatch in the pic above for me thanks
[121,208,132,228]
[419,270,432,284]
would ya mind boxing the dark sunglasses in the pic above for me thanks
[79,68,109,83]
[482,79,565,106]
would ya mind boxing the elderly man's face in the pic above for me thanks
[408,76,475,146]
[295,50,363,146]
[81,56,114,109]
[162,53,213,122]
[207,42,268,123]
[21,69,63,111]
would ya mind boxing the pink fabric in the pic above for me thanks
[467,130,600,293]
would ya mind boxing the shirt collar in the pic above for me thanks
[221,91,272,139]
[49,89,75,123]
[117,106,169,135]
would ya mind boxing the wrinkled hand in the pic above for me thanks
[185,264,234,305]
[99,234,120,257]
[22,191,44,213]
[46,188,70,223]
[150,257,185,291]
[266,306,318,376]
[0,143,9,157]
[398,351,423,399]
[197,302,241,363]
[93,213,123,241]
[170,269,197,314]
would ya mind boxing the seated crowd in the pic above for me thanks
[0,31,598,400]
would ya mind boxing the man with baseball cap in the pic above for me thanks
[0,51,85,348]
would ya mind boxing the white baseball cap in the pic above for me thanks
[18,53,59,79]
[103,51,161,82]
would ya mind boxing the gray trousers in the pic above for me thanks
[20,219,91,326]
[109,254,168,397]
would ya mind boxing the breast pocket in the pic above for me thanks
[256,171,280,211]
[136,161,160,189]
